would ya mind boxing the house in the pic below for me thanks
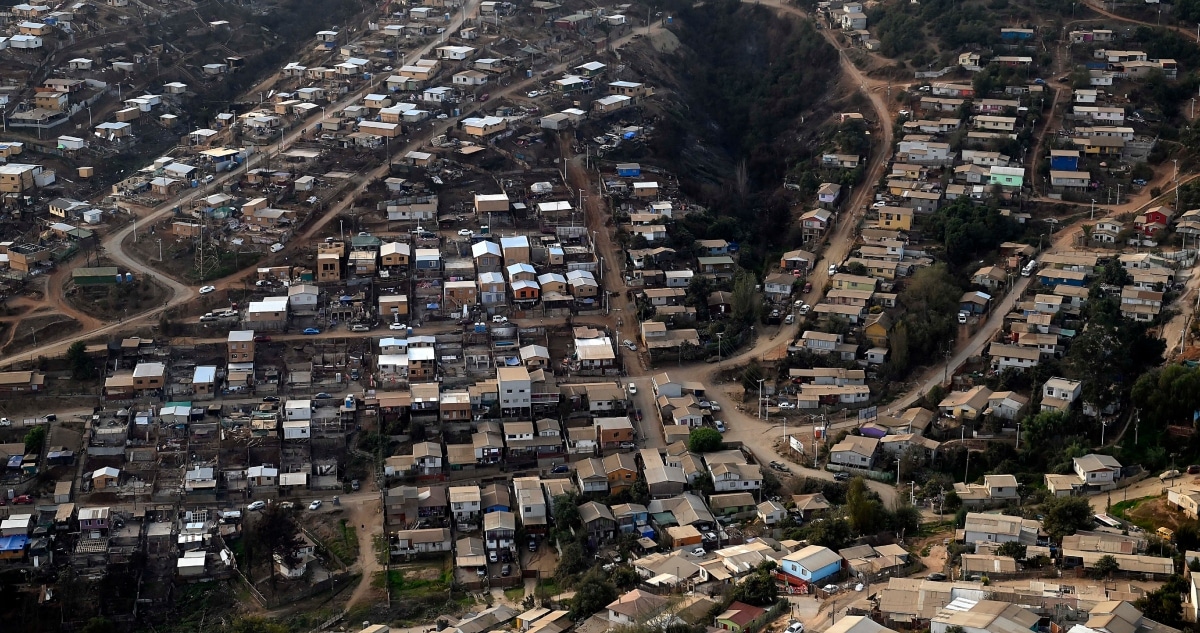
[576,458,609,494]
[878,206,913,231]
[763,273,795,302]
[1050,170,1091,190]
[780,544,843,587]
[716,602,768,633]
[781,249,817,271]
[607,589,668,627]
[1042,377,1082,412]
[962,512,1042,545]
[603,452,638,493]
[709,462,763,492]
[483,510,516,551]
[578,501,616,545]
[989,343,1040,371]
[988,166,1025,188]
[818,183,843,207]
[801,208,833,242]
[709,492,758,517]
[757,500,787,525]
[449,486,482,525]
[938,386,993,420]
[791,493,832,519]
[830,436,879,469]
[1074,454,1122,489]
[391,527,452,556]
[972,266,1007,290]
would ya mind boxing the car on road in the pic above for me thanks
[926,572,947,581]
[247,501,266,511]
[627,382,637,395]
[550,464,570,474]
[634,409,643,421]
[262,396,280,402]
[492,315,508,323]
[528,539,538,552]
[798,303,811,315]
[12,495,33,505]
[958,311,969,324]
[254,335,271,342]
[715,420,726,433]
[1161,469,1182,481]
[309,500,323,511]
[778,401,795,409]
[784,314,795,325]
[619,441,636,449]
[690,547,706,557]
[1189,465,1200,474]
[199,285,216,294]
[827,264,838,275]
[622,340,638,351]
[786,622,805,633]
[479,93,489,102]
[458,229,474,237]
[351,479,360,491]
[350,324,370,332]
[834,472,851,481]
[803,282,812,293]
[303,327,321,335]
[0,418,10,427]
[270,243,284,253]
[279,502,294,510]
[389,322,407,330]
[315,392,333,399]
[822,584,839,593]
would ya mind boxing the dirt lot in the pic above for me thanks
[63,273,170,322]
[2,312,81,356]
[1115,495,1188,531]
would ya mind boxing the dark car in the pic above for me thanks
[834,472,851,482]
[1189,465,1200,475]
[927,572,947,581]
[262,396,280,402]
[501,564,512,576]
[351,479,361,491]
[315,392,333,399]
[634,409,643,421]
[550,464,569,474]
[254,335,271,342]
[528,539,538,552]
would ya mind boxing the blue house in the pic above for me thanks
[1038,269,1088,287]
[1049,150,1080,172]
[780,544,842,587]
[616,163,641,178]
[482,482,511,514]
[1000,28,1034,40]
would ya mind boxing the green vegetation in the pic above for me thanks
[324,520,359,566]
[23,426,46,455]
[66,341,94,381]
[891,264,961,376]
[688,427,724,452]
[924,199,1023,266]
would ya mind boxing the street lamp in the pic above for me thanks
[757,378,765,420]
[1090,198,1096,220]
[716,332,723,366]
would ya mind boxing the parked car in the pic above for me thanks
[315,392,333,399]
[11,495,33,505]
[786,622,805,633]
[715,420,726,433]
[390,322,407,330]
[247,501,266,511]
[834,472,851,481]
[690,547,706,556]
[279,502,294,510]
[622,340,638,351]
[550,464,569,474]
[199,285,216,294]
[798,304,811,315]
[350,324,370,332]
[492,315,508,323]
[627,382,637,395]
[927,572,947,581]
[1188,465,1200,474]
[501,564,512,576]
[827,264,838,275]
[351,479,360,491]
[619,441,636,449]
[634,409,643,421]
[528,539,538,552]
[1161,469,1182,481]
[784,314,795,325]
[309,500,323,511]
[488,550,499,563]
[262,396,280,402]
[254,335,271,342]
[958,311,969,324]
[458,229,474,237]
[303,327,321,335]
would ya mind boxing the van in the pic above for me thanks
[1021,259,1037,277]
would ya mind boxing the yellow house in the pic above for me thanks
[878,206,913,231]
[863,313,891,348]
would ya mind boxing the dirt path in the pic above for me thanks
[344,495,384,610]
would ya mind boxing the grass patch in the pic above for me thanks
[382,564,455,599]
[536,578,561,598]
[323,519,359,566]
[504,587,525,603]
[1110,496,1149,522]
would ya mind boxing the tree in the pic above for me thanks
[730,560,779,606]
[689,427,723,453]
[251,505,305,583]
[553,494,581,531]
[79,618,116,633]
[730,270,760,325]
[1041,495,1093,538]
[24,425,46,455]
[692,472,716,498]
[569,568,618,619]
[1135,574,1189,627]
[891,504,921,536]
[1093,554,1120,579]
[557,542,588,581]
[846,476,882,534]
[803,516,852,550]
[741,360,764,393]
[996,541,1026,561]
[66,341,94,381]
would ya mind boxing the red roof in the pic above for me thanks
[720,602,767,627]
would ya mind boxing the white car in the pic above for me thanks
[622,340,638,351]
[778,401,795,409]
[526,90,540,98]
[270,242,284,253]
[199,285,216,294]
[492,315,508,323]
[827,264,838,275]
[246,501,266,511]
[308,500,323,511]
[786,623,805,633]
[389,322,407,331]
[628,382,637,395]
[458,229,474,237]
[798,304,811,315]
[690,547,706,557]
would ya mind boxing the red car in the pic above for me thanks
[11,495,33,505]
[254,335,271,342]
